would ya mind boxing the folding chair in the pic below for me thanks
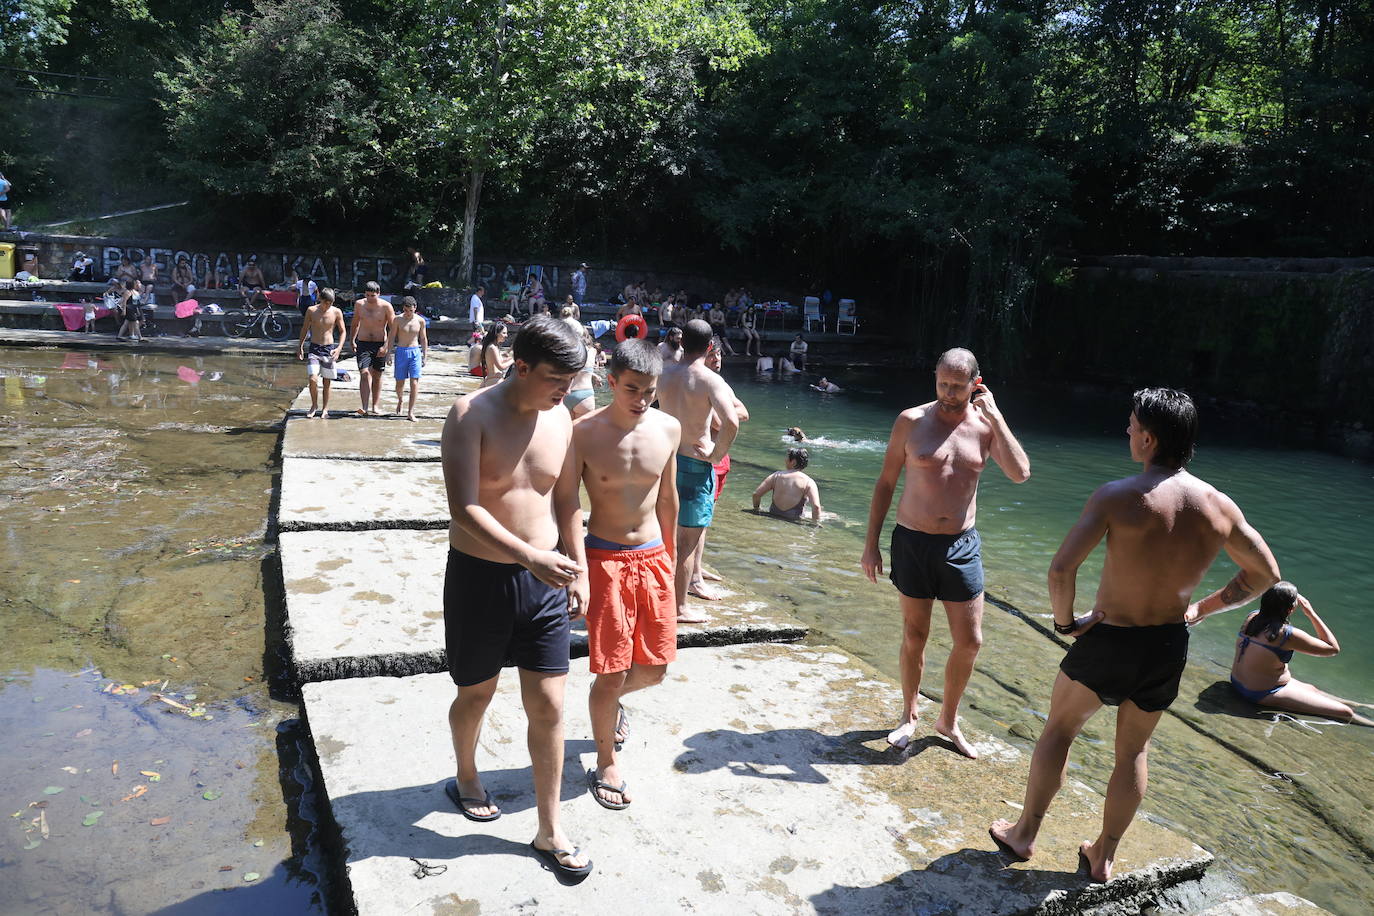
[803,296,825,333]
[836,299,858,335]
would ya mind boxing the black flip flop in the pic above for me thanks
[614,705,630,750]
[587,768,630,810]
[988,828,1030,862]
[445,778,500,822]
[529,842,593,879]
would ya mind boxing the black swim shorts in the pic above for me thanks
[1060,622,1189,712]
[889,525,984,602]
[443,548,571,687]
[356,339,385,372]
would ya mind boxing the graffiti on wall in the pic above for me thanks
[99,246,560,295]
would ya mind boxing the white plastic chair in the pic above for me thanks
[836,299,858,335]
[803,296,825,333]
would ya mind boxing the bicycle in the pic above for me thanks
[215,300,292,341]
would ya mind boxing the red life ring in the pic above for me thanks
[616,314,648,341]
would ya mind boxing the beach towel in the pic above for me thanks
[590,319,615,339]
[174,298,201,319]
[54,303,113,331]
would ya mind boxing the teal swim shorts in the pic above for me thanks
[676,454,716,528]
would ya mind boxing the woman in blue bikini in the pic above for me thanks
[1229,582,1372,726]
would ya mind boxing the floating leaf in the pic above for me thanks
[23,839,42,850]
[161,654,172,659]
[60,766,79,775]
[121,785,147,802]
[38,809,48,839]
[111,761,119,776]
[252,839,264,847]
[150,816,171,826]
[183,694,197,701]
[243,873,260,882]
[82,811,104,826]
[73,729,92,738]
[140,771,161,781]
[42,786,64,795]
[201,789,222,801]
[218,865,233,872]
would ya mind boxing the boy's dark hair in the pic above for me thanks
[364,281,381,293]
[682,318,713,356]
[787,447,809,470]
[514,314,586,373]
[1132,387,1198,469]
[609,339,662,378]
[401,296,417,310]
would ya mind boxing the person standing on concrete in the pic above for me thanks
[990,388,1280,882]
[468,285,485,331]
[688,337,749,600]
[440,315,592,880]
[571,263,588,307]
[861,348,1031,759]
[297,288,346,418]
[571,339,681,811]
[350,281,393,416]
[389,296,428,421]
[0,171,13,230]
[656,319,740,624]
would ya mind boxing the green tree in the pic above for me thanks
[385,0,758,283]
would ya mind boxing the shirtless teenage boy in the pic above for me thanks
[753,447,822,523]
[990,388,1280,882]
[389,296,429,421]
[862,348,1031,758]
[239,255,266,308]
[440,314,592,880]
[351,281,394,416]
[656,319,740,624]
[571,340,681,811]
[296,288,346,418]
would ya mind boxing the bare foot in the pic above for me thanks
[455,776,498,819]
[687,581,723,601]
[700,566,723,582]
[1079,840,1112,882]
[934,718,979,759]
[592,763,632,807]
[989,819,1034,861]
[354,408,368,417]
[395,400,403,415]
[886,720,918,750]
[532,830,590,869]
[320,409,330,420]
[305,408,318,419]
[407,414,417,422]
[677,607,709,624]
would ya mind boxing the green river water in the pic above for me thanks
[1,347,1370,913]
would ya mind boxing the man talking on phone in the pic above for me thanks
[861,348,1031,758]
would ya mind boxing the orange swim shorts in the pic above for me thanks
[586,543,677,674]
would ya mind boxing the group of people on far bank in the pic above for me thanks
[432,319,1367,884]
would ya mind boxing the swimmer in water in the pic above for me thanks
[786,427,806,442]
[752,448,821,523]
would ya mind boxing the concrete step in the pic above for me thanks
[302,642,1212,915]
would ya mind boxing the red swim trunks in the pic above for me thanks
[586,543,677,674]
[713,453,731,502]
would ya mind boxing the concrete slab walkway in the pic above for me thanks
[302,642,1210,916]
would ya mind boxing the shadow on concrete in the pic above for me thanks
[809,846,1094,915]
[672,728,916,784]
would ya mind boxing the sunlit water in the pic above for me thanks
[0,348,328,914]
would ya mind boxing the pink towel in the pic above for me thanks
[54,303,113,331]
[177,366,203,385]
[174,298,201,319]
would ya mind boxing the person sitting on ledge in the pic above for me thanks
[752,448,821,523]
[1206,581,1372,726]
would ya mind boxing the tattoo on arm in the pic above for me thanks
[1217,570,1257,608]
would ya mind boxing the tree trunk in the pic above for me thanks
[457,167,485,288]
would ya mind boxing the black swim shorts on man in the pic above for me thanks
[889,525,984,602]
[443,548,571,686]
[1060,622,1189,712]
[356,340,385,372]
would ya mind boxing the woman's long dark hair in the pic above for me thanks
[1245,581,1298,639]
[480,323,505,364]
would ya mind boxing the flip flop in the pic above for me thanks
[988,828,1030,862]
[614,705,630,749]
[529,842,593,879]
[444,778,501,822]
[587,769,630,810]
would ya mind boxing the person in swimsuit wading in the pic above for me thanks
[350,281,394,415]
[1199,581,1372,726]
[753,447,821,523]
[862,348,1031,759]
[990,388,1282,882]
[570,339,682,811]
[439,315,592,881]
[296,288,345,418]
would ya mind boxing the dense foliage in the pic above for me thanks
[4,0,1372,349]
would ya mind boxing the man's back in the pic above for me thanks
[1092,470,1237,625]
[657,359,724,458]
